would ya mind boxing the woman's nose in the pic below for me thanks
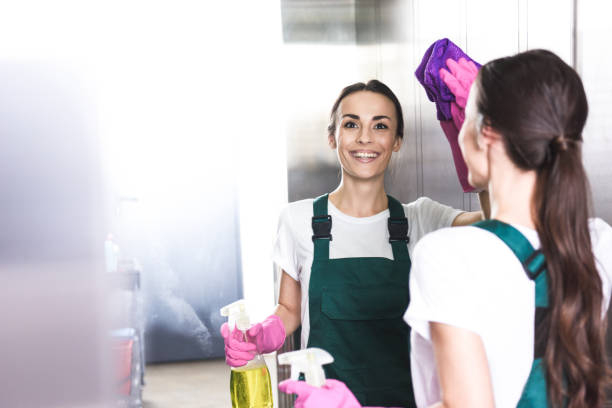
[356,128,372,144]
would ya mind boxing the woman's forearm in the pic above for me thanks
[273,302,301,336]
[274,270,302,336]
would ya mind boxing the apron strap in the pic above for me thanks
[473,219,549,359]
[387,195,410,262]
[312,194,410,262]
[312,194,331,260]
[473,220,548,307]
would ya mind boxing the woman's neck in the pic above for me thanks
[329,173,387,217]
[488,158,537,230]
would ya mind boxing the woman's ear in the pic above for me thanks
[480,125,501,148]
[328,133,337,149]
[392,136,402,152]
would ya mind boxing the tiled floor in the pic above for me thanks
[143,359,231,408]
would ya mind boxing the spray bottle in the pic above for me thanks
[277,348,334,387]
[220,300,273,408]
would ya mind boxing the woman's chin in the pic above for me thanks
[468,174,487,190]
[343,168,385,182]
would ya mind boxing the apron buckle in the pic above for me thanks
[523,249,546,280]
[388,217,409,243]
[312,215,333,242]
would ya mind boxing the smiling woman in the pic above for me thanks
[328,83,402,188]
[220,79,487,407]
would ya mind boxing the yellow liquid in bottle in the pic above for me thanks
[230,363,273,408]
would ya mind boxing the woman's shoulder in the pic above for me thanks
[409,226,499,301]
[401,196,435,211]
[412,225,535,297]
[413,224,517,275]
[589,217,612,244]
[283,198,315,215]
[401,196,461,220]
[277,199,315,232]
[415,224,491,252]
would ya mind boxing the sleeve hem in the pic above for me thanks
[406,311,482,341]
[272,257,299,282]
[445,209,464,227]
[269,204,303,282]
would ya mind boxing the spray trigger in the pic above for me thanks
[278,347,334,387]
[220,299,251,332]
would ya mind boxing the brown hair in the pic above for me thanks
[477,49,609,407]
[327,79,404,139]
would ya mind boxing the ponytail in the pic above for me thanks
[534,139,608,407]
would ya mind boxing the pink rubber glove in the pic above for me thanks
[279,379,362,408]
[440,57,478,133]
[247,314,286,354]
[439,57,479,193]
[439,57,479,109]
[220,323,257,367]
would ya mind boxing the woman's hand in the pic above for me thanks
[439,58,479,109]
[439,57,479,147]
[279,379,362,408]
[247,314,286,354]
[220,323,257,367]
[221,314,287,366]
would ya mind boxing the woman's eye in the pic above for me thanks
[374,123,388,129]
[344,121,358,128]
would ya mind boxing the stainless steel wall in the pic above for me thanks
[281,0,580,214]
[578,0,612,224]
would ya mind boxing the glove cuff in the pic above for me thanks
[262,314,286,352]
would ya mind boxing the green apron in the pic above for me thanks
[474,220,551,407]
[307,194,416,407]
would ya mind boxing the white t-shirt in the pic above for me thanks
[272,196,463,349]
[404,218,612,408]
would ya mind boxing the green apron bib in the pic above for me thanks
[474,220,552,407]
[307,194,416,407]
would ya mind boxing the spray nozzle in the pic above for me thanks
[220,299,251,332]
[278,347,334,387]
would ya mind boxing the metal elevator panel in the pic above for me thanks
[577,0,612,224]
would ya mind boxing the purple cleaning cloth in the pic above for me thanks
[415,38,481,121]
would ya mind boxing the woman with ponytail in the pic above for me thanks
[403,49,612,407]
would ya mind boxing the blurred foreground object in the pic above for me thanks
[0,62,112,407]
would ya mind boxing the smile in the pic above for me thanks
[350,150,380,162]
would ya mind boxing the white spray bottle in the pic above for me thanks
[277,348,334,387]
[220,299,273,408]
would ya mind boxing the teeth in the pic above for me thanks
[353,152,378,158]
